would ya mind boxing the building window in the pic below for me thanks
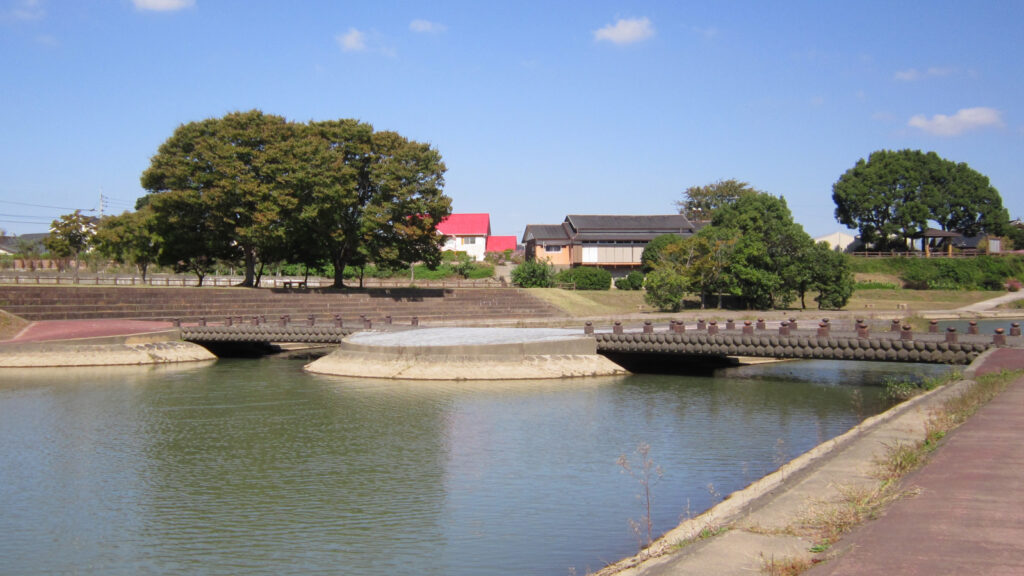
[462,237,477,245]
[544,245,562,253]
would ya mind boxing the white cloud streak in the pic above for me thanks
[410,19,446,34]
[894,66,955,82]
[594,17,654,45]
[9,0,45,20]
[132,0,195,11]
[336,28,367,52]
[907,107,1003,136]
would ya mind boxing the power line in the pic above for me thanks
[0,199,96,212]
[0,219,53,225]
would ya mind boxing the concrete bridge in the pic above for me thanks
[180,318,1023,366]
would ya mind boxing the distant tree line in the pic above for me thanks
[82,110,451,287]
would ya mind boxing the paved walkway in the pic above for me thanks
[806,355,1024,576]
[2,319,175,343]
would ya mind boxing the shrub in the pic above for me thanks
[643,269,689,311]
[556,267,612,290]
[615,271,645,290]
[511,260,555,287]
[854,281,898,290]
[1007,278,1022,292]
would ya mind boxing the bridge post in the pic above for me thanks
[789,318,798,330]
[708,320,719,335]
[726,319,735,330]
[779,321,790,336]
[994,328,1007,346]
[890,319,901,332]
[900,324,913,340]
[756,318,766,330]
[643,321,653,334]
[929,320,939,333]
[968,320,979,335]
[1012,322,1021,337]
[857,320,869,339]
[363,317,372,329]
[280,315,289,327]
[817,322,830,338]
[946,327,958,343]
[672,320,685,333]
[385,315,393,325]
[254,315,262,326]
[742,320,753,335]
[172,318,181,327]
[411,316,419,326]
[613,321,623,335]
[224,316,233,327]
[334,314,344,328]
[697,318,706,330]
[198,317,206,327]
[308,314,316,326]
[584,321,594,335]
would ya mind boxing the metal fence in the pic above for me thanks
[0,273,506,289]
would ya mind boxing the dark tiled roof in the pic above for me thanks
[564,214,695,233]
[0,233,48,254]
[522,224,570,243]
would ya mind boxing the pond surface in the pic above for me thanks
[0,358,950,575]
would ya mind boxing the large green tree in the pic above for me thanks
[141,110,292,287]
[711,193,815,309]
[281,121,451,288]
[833,150,1009,250]
[139,111,451,289]
[676,179,760,221]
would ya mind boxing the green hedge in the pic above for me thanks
[850,256,1024,290]
[614,271,645,290]
[555,267,612,290]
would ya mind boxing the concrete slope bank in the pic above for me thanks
[598,349,1024,576]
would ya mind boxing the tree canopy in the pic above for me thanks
[832,149,1009,250]
[139,110,451,288]
[44,210,94,283]
[675,179,760,221]
[646,190,853,311]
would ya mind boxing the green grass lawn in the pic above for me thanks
[527,287,1006,318]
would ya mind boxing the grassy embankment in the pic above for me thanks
[528,256,1024,320]
[527,286,1002,319]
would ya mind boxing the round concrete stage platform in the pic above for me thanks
[304,327,627,380]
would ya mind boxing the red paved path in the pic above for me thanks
[807,349,1024,576]
[2,319,175,343]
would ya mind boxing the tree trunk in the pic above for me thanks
[255,261,265,288]
[240,248,256,287]
[331,258,347,289]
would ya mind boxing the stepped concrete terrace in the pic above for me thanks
[0,285,565,326]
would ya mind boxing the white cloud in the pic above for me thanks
[336,28,367,52]
[894,66,955,82]
[8,0,45,20]
[132,0,194,11]
[907,107,1003,136]
[594,17,654,45]
[410,19,446,34]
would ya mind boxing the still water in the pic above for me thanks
[0,358,950,575]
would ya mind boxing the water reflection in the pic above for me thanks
[0,359,943,575]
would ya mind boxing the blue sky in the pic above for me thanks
[2,0,1022,240]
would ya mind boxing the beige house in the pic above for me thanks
[522,214,699,270]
